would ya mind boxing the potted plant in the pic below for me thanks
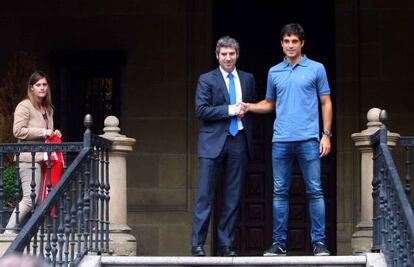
[2,165,17,208]
[1,164,17,228]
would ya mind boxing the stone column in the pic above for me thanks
[350,108,399,254]
[100,116,137,256]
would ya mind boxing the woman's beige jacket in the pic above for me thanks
[13,99,54,162]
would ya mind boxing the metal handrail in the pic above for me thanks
[1,115,112,266]
[371,127,414,266]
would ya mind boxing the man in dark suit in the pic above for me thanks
[191,36,257,257]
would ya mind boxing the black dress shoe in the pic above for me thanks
[218,246,237,256]
[191,245,205,256]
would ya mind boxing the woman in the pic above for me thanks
[4,71,61,234]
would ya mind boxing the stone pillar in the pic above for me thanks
[100,116,137,256]
[350,108,399,254]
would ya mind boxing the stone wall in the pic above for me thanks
[2,0,414,256]
[0,0,212,256]
[335,0,414,254]
[122,1,213,256]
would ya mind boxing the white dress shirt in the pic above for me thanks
[219,66,244,131]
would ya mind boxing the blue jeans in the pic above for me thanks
[272,139,326,245]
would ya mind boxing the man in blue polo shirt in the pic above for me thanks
[242,23,333,256]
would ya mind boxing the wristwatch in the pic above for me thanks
[322,130,332,137]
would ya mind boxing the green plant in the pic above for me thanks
[2,165,17,207]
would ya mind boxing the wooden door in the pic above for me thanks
[212,0,336,256]
[285,158,335,255]
[212,113,273,256]
[52,51,124,141]
[231,113,274,255]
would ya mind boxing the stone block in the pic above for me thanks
[127,153,159,188]
[336,45,358,80]
[109,232,137,256]
[360,44,381,80]
[123,119,187,154]
[127,188,187,211]
[336,241,353,256]
[128,211,191,225]
[133,225,159,256]
[352,230,373,255]
[159,154,187,188]
[336,12,358,45]
[381,12,414,81]
[159,225,191,256]
[359,10,380,43]
[122,83,187,118]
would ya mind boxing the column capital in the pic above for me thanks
[351,108,400,151]
[100,116,136,152]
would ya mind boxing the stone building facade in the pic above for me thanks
[0,0,413,256]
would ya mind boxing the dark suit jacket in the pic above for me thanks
[195,68,257,159]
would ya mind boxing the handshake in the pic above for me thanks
[234,102,250,118]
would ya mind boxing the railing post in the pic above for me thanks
[100,116,137,256]
[351,108,399,254]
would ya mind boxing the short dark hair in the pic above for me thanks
[215,36,240,55]
[280,23,305,41]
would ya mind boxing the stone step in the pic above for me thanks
[101,256,365,267]
[79,254,387,267]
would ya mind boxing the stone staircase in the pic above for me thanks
[79,253,387,267]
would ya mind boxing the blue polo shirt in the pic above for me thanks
[265,55,330,142]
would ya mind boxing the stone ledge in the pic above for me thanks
[100,255,368,265]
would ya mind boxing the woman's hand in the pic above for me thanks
[46,129,62,138]
[53,129,62,138]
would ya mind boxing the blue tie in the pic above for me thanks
[228,73,238,136]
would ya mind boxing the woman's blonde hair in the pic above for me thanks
[27,70,53,115]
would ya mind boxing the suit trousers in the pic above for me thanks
[192,132,248,248]
[6,162,42,230]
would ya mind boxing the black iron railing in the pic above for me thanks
[371,124,414,266]
[0,115,112,266]
[0,143,83,231]
[397,136,414,199]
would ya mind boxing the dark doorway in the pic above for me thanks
[213,1,336,256]
[52,51,125,141]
